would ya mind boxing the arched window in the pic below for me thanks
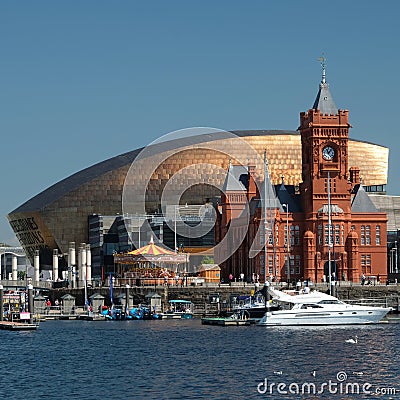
[335,224,340,245]
[318,224,322,245]
[284,224,288,246]
[268,255,273,275]
[361,254,371,274]
[376,225,381,245]
[290,225,295,246]
[295,255,301,274]
[325,224,333,245]
[361,225,365,245]
[295,226,300,245]
[366,225,371,245]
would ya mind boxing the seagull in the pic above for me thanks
[345,335,358,344]
[310,370,316,377]
[353,372,364,376]
[273,371,283,375]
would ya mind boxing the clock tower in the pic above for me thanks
[299,59,352,216]
[299,58,353,282]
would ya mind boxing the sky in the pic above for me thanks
[1,0,400,245]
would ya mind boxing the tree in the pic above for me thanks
[17,271,26,280]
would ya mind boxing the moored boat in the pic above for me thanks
[257,287,391,326]
[159,300,194,319]
[231,292,278,320]
[102,305,161,320]
[202,310,255,326]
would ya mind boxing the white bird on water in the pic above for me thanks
[353,371,364,376]
[273,371,283,375]
[345,335,358,344]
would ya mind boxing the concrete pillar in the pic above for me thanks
[86,244,92,285]
[81,243,87,288]
[0,285,3,321]
[125,284,130,312]
[34,250,40,283]
[77,245,83,288]
[68,242,76,289]
[53,249,59,282]
[28,284,34,324]
[68,244,72,285]
[12,255,18,281]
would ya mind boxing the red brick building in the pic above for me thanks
[216,66,387,284]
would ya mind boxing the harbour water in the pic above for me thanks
[0,319,399,399]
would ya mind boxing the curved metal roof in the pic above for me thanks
[10,129,388,215]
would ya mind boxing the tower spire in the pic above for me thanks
[318,54,326,84]
[312,54,337,114]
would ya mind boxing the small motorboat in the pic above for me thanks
[159,300,194,319]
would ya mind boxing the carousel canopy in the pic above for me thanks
[128,241,175,256]
[114,238,189,264]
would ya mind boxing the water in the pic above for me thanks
[0,319,399,400]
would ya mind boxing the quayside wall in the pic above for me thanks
[47,284,400,313]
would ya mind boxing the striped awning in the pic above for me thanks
[114,238,188,264]
[127,242,175,256]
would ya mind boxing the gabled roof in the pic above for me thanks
[260,158,281,211]
[351,184,378,212]
[276,177,301,213]
[312,58,338,115]
[369,194,400,231]
[199,264,221,272]
[222,164,248,192]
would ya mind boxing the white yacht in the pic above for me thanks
[257,288,391,326]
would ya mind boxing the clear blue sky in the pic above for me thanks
[1,0,399,244]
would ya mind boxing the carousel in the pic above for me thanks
[113,237,189,286]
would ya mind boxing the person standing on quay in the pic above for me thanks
[45,299,51,314]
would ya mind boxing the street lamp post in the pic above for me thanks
[174,205,178,253]
[138,218,141,249]
[282,204,290,286]
[390,247,395,274]
[0,247,4,281]
[327,172,333,295]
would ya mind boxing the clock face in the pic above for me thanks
[322,146,335,161]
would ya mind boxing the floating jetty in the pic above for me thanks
[0,321,38,331]
[201,316,256,326]
[76,313,105,321]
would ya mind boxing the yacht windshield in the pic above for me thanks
[317,300,343,305]
[300,304,323,309]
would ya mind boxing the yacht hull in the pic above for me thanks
[257,307,391,326]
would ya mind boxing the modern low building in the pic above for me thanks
[0,245,32,281]
[7,65,400,282]
[88,205,215,276]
